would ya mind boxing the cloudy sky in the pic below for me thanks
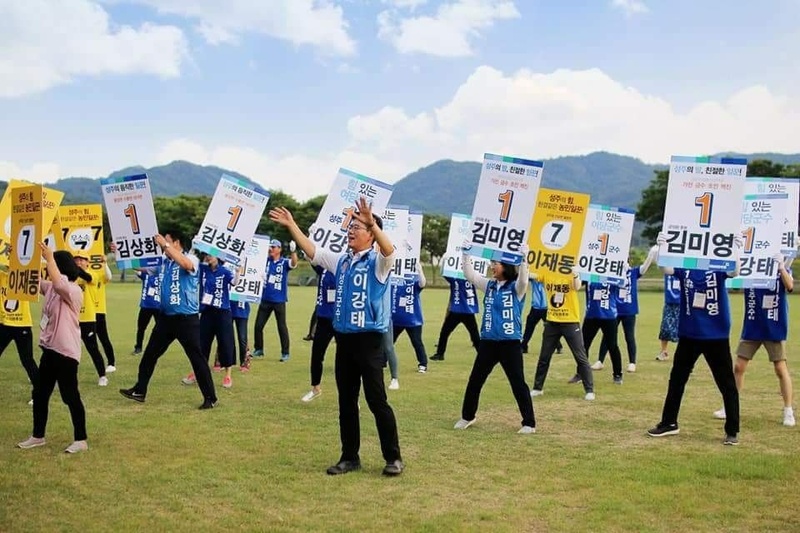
[1,0,798,199]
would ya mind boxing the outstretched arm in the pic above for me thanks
[269,208,316,260]
[461,241,488,292]
[515,244,529,300]
[638,245,659,275]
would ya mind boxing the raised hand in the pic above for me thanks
[269,207,296,227]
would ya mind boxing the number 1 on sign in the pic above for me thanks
[497,190,514,223]
[597,233,609,255]
[124,204,141,235]
[742,226,755,254]
[227,206,243,232]
[340,207,355,231]
[694,192,714,228]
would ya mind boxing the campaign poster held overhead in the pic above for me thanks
[751,178,800,257]
[193,174,270,266]
[8,185,43,301]
[382,205,409,279]
[576,205,635,284]
[230,235,270,303]
[0,180,63,267]
[59,204,105,273]
[312,168,394,254]
[527,188,590,277]
[467,153,543,266]
[659,156,747,271]
[442,213,489,280]
[403,210,423,279]
[101,174,161,269]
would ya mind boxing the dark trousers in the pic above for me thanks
[533,322,594,393]
[254,301,290,354]
[393,325,428,366]
[659,337,740,436]
[582,318,623,378]
[233,317,249,366]
[95,313,115,366]
[135,307,159,350]
[80,322,106,377]
[310,316,335,386]
[334,331,401,463]
[307,309,318,338]
[200,308,235,368]
[521,308,562,352]
[0,325,38,399]
[33,349,87,441]
[461,340,536,427]
[435,311,480,358]
[134,313,217,403]
[598,315,637,364]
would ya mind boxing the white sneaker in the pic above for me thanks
[590,361,604,370]
[105,365,116,373]
[17,436,46,449]
[530,389,544,397]
[417,365,427,373]
[64,440,88,454]
[301,389,321,403]
[518,425,536,434]
[584,392,596,401]
[454,418,475,430]
[388,378,399,390]
[98,376,109,387]
[28,399,33,406]
[712,408,727,420]
[626,363,636,373]
[783,408,796,427]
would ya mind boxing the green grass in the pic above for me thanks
[1,284,799,533]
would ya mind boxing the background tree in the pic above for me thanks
[421,213,449,285]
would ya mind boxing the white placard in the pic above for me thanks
[576,205,635,285]
[442,213,489,279]
[383,205,409,278]
[100,173,161,269]
[659,156,747,271]
[403,210,423,278]
[467,153,543,265]
[193,174,270,266]
[230,235,270,303]
[311,168,394,254]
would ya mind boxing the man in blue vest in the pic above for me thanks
[252,239,298,362]
[269,198,403,477]
[119,229,218,410]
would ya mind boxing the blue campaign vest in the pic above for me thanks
[445,277,479,314]
[200,264,233,311]
[159,254,200,316]
[391,278,424,327]
[261,257,291,303]
[231,300,250,319]
[530,280,548,310]
[313,265,337,319]
[741,272,790,341]
[585,282,618,320]
[138,271,160,310]
[332,250,391,334]
[480,280,525,341]
[675,269,731,339]
[616,268,642,316]
[664,274,681,305]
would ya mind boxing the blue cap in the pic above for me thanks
[270,239,282,248]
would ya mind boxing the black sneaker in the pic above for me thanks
[647,424,680,437]
[555,347,563,355]
[430,353,444,361]
[131,347,142,356]
[521,345,529,354]
[567,374,582,384]
[326,460,361,475]
[302,335,314,342]
[119,388,145,403]
[198,399,217,410]
[382,459,404,477]
[723,434,739,446]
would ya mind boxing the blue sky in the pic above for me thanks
[1,0,798,199]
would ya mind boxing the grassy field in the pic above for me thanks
[1,283,798,533]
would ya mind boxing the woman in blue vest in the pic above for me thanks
[132,269,160,356]
[569,281,624,385]
[593,245,658,372]
[391,263,429,373]
[301,265,337,402]
[430,275,481,361]
[648,232,742,445]
[656,273,682,361]
[521,279,562,355]
[712,252,795,427]
[454,241,536,434]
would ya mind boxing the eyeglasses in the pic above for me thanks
[348,224,367,232]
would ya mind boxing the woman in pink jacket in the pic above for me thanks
[18,244,90,454]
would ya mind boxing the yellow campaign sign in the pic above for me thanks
[59,204,105,273]
[527,187,591,277]
[9,185,43,301]
[0,180,64,266]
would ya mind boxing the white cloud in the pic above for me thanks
[157,66,800,200]
[382,0,429,9]
[0,161,62,184]
[128,0,356,56]
[0,0,187,98]
[378,0,519,57]
[611,0,648,17]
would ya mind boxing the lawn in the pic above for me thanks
[1,283,798,533]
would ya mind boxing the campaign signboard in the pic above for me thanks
[101,174,161,269]
[59,204,105,274]
[576,205,635,284]
[8,185,43,301]
[229,235,270,303]
[441,213,489,279]
[527,188,590,277]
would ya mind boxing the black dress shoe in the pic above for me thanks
[429,354,444,361]
[198,399,217,410]
[382,460,404,476]
[326,460,361,475]
[119,388,145,403]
